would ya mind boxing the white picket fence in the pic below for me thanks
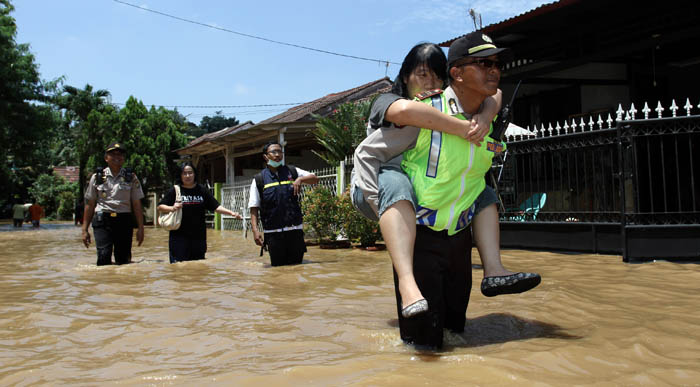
[505,98,700,142]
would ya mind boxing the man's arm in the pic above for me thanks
[132,198,144,246]
[292,172,318,195]
[250,207,263,246]
[82,199,96,248]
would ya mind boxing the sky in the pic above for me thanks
[13,0,552,125]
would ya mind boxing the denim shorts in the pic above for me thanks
[473,185,500,217]
[351,166,417,222]
[352,167,498,221]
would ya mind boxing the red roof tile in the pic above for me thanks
[53,166,80,182]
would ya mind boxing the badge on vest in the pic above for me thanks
[486,141,505,154]
[448,98,459,115]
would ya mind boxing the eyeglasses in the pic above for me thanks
[267,150,284,156]
[459,58,503,71]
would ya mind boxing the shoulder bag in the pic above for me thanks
[158,185,182,231]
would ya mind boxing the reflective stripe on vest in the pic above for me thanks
[263,180,293,190]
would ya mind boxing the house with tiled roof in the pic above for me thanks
[53,166,80,183]
[176,77,392,185]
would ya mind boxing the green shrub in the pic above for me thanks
[301,185,343,244]
[338,189,382,247]
[27,174,78,220]
[57,191,76,220]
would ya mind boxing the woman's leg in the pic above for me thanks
[379,199,424,308]
[376,166,426,316]
[473,200,541,297]
[472,203,514,278]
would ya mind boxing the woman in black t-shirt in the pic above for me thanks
[157,162,241,263]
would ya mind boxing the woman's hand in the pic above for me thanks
[172,202,183,211]
[467,113,491,144]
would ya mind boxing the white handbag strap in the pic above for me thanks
[174,185,181,201]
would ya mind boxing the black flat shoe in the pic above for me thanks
[401,299,428,318]
[481,272,541,297]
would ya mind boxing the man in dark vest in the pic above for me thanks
[248,142,318,266]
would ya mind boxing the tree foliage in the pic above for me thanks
[310,99,373,165]
[71,96,190,195]
[54,83,112,198]
[199,111,239,134]
[1,0,191,214]
[27,173,77,220]
[0,0,60,208]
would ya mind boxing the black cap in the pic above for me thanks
[105,142,127,153]
[447,31,512,70]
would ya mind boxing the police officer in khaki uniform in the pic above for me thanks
[81,143,145,265]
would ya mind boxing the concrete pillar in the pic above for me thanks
[214,182,222,230]
[225,145,235,185]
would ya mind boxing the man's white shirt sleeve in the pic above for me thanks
[248,180,260,209]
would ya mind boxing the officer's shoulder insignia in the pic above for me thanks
[415,89,443,100]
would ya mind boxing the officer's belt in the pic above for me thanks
[99,211,132,218]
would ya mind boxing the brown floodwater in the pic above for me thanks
[1,221,699,386]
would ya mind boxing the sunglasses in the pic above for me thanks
[459,58,503,71]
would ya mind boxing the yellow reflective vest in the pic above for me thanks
[401,88,506,235]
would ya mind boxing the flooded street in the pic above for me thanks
[1,222,699,386]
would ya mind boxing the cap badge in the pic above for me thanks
[482,34,493,43]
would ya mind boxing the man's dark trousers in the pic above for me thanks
[393,225,472,349]
[93,212,133,266]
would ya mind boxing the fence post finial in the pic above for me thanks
[616,104,624,122]
[547,123,553,136]
[643,102,651,120]
[670,99,678,117]
[629,103,637,120]
[563,120,570,134]
[685,98,693,116]
[606,113,613,129]
[597,115,603,130]
[555,121,561,135]
[655,101,665,118]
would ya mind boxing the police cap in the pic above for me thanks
[447,31,513,70]
[105,142,127,153]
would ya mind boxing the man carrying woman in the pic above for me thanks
[353,32,540,348]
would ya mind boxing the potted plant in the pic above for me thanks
[301,186,349,248]
[338,189,383,249]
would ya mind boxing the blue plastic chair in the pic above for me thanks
[507,193,547,221]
